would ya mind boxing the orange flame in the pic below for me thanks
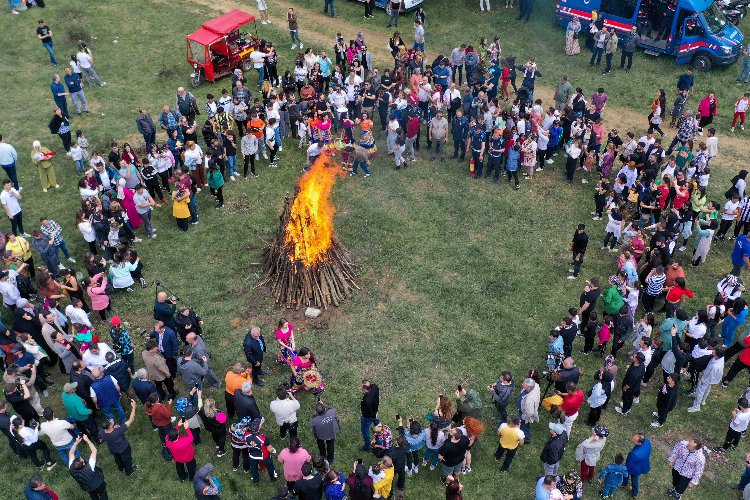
[284,156,342,267]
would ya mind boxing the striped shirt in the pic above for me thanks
[739,197,750,222]
[645,273,666,297]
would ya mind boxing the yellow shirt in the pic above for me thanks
[498,424,525,450]
[172,196,190,219]
[374,466,394,498]
[6,237,31,260]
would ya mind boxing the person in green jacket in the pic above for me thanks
[207,163,225,208]
[61,382,98,441]
[602,276,625,316]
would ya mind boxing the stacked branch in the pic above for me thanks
[260,194,358,310]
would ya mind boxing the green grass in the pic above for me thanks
[0,0,748,498]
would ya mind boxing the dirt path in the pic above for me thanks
[185,0,750,163]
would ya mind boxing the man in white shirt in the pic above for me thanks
[0,135,20,190]
[0,179,28,237]
[0,269,20,308]
[717,397,750,453]
[328,88,347,129]
[717,194,741,241]
[306,140,324,172]
[65,298,92,328]
[40,407,78,462]
[250,49,269,88]
[345,72,363,112]
[82,342,114,370]
[269,386,301,438]
[637,132,656,149]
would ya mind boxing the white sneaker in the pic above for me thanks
[230,175,236,181]
[678,245,686,252]
[413,466,418,474]
[742,125,745,130]
[58,264,66,270]
[650,422,662,428]
[732,127,736,132]
[633,397,640,404]
[652,411,658,417]
[568,268,574,273]
[687,406,700,413]
[581,178,588,184]
[263,152,268,160]
[300,43,303,48]
[67,257,76,263]
[100,82,106,87]
[535,167,543,172]
[291,44,297,50]
[279,146,283,152]
[567,275,577,280]
[150,234,157,239]
[196,187,201,192]
[43,390,49,397]
[54,184,60,189]
[43,189,48,193]
[133,237,143,243]
[546,159,554,164]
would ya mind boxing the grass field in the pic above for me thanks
[0,0,749,498]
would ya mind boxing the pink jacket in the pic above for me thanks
[87,273,110,311]
[698,96,718,117]
[165,427,195,463]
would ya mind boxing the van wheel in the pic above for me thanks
[189,73,203,88]
[242,59,253,72]
[692,54,712,72]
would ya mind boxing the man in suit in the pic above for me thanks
[243,326,267,387]
[150,321,179,378]
[153,292,177,330]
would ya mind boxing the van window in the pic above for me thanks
[600,0,638,20]
[698,3,728,34]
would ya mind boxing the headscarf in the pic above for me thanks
[558,470,582,495]
[463,389,482,410]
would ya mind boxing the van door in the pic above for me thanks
[675,17,707,64]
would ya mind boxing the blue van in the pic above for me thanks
[555,0,744,70]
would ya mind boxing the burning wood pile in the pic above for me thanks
[260,157,357,310]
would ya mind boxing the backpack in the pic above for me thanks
[245,432,264,460]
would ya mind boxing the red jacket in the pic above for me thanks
[165,426,195,463]
[739,336,750,366]
[560,389,584,416]
[406,117,420,139]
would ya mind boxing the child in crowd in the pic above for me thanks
[67,142,85,173]
[597,453,628,498]
[595,317,612,356]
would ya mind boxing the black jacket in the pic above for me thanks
[153,299,177,330]
[233,390,261,420]
[656,384,678,413]
[572,231,589,255]
[360,384,379,418]
[540,431,568,465]
[105,359,131,391]
[622,363,646,394]
[243,334,266,365]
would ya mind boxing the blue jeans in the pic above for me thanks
[360,416,379,448]
[520,420,531,444]
[249,457,276,483]
[55,239,71,260]
[739,57,750,83]
[101,400,127,424]
[590,47,604,65]
[352,159,371,175]
[54,437,79,462]
[1,162,18,190]
[189,193,198,223]
[227,155,237,176]
[622,473,641,497]
[42,41,57,65]
[256,66,264,87]
[413,42,424,53]
[324,0,335,16]
[423,448,439,466]
[75,159,85,173]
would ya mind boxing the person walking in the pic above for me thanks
[615,352,647,416]
[68,435,109,500]
[246,417,278,484]
[667,439,705,500]
[47,107,72,152]
[287,8,303,50]
[36,20,57,66]
[359,379,379,451]
[310,401,340,463]
[98,398,137,476]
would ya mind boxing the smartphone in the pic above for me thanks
[395,413,401,421]
[457,384,462,392]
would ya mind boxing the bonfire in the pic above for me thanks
[260,156,358,310]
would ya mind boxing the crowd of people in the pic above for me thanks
[2,1,750,499]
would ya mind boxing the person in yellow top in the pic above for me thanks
[5,233,35,278]
[172,188,191,231]
[369,455,395,499]
[494,415,525,472]
[30,140,59,192]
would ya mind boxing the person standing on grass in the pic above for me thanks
[428,110,448,161]
[490,371,514,424]
[310,401,340,463]
[557,381,583,437]
[494,414,524,472]
[615,352,646,416]
[1,179,27,237]
[50,75,69,117]
[64,67,88,115]
[68,435,108,500]
[387,0,402,28]
[0,136,19,191]
[256,0,270,23]
[278,436,311,493]
[75,44,105,87]
[39,407,78,463]
[540,422,568,476]
[715,396,750,454]
[517,0,533,21]
[621,433,651,497]
[98,398,137,476]
[732,92,749,133]
[602,29,618,75]
[651,372,679,428]
[359,379,379,452]
[270,386,300,440]
[323,0,335,18]
[133,184,157,239]
[47,107,72,153]
[243,326,267,387]
[246,417,278,484]
[40,216,74,264]
[620,28,638,72]
[287,8,303,50]
[568,224,588,280]
[688,346,724,412]
[667,439,705,500]
[575,425,608,484]
[167,421,198,483]
[36,20,57,66]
